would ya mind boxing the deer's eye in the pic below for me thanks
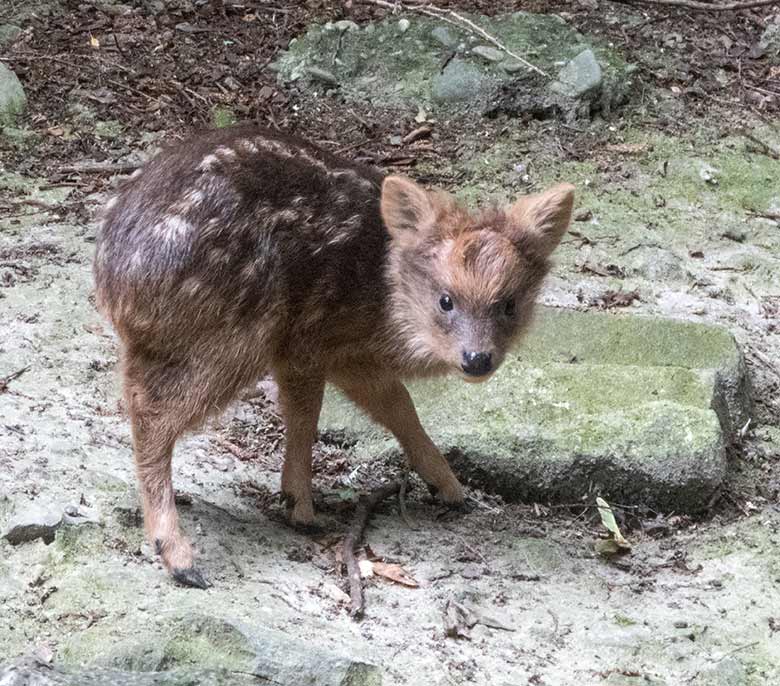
[504,299,516,317]
[439,294,454,312]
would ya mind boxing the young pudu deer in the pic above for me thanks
[94,125,574,588]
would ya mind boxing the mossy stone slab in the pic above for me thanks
[319,307,751,512]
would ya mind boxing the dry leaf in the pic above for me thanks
[89,35,100,49]
[595,497,631,557]
[372,561,418,587]
[596,497,629,546]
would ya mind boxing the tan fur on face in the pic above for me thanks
[381,176,574,377]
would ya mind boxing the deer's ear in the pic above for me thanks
[506,183,575,258]
[380,175,437,242]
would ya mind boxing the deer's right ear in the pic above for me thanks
[380,175,437,244]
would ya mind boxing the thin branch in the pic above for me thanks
[743,132,780,160]
[0,366,30,394]
[614,0,780,11]
[355,1,548,77]
[343,481,402,619]
[58,162,141,175]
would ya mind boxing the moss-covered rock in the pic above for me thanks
[56,614,382,685]
[274,12,633,120]
[0,63,26,126]
[319,307,751,512]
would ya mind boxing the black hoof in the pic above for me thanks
[435,500,472,521]
[172,566,212,589]
[448,498,473,513]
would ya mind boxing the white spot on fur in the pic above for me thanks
[198,155,219,172]
[184,189,204,205]
[173,188,205,213]
[153,215,192,242]
[215,146,237,160]
[130,249,145,272]
[238,139,259,154]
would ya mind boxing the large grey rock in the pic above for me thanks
[0,24,22,47]
[319,307,751,512]
[550,48,603,99]
[2,504,62,545]
[0,63,26,126]
[431,59,492,104]
[44,614,382,685]
[757,14,780,63]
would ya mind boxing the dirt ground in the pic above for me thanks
[1,1,780,685]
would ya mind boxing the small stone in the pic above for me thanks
[0,63,26,126]
[175,22,196,33]
[674,620,689,628]
[388,134,403,146]
[472,45,504,62]
[397,18,410,34]
[0,24,22,47]
[306,66,339,87]
[499,59,527,74]
[431,58,489,104]
[2,504,62,545]
[62,505,100,525]
[699,162,720,185]
[431,26,457,48]
[460,563,484,579]
[574,208,593,222]
[550,48,603,99]
[334,20,359,33]
[757,14,780,63]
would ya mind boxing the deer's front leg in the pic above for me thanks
[276,371,325,527]
[334,376,464,504]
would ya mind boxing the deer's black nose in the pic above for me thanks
[461,351,492,377]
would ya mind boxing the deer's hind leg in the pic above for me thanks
[123,345,258,588]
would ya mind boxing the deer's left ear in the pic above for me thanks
[505,183,575,258]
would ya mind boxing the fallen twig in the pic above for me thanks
[355,1,548,77]
[743,132,780,160]
[59,162,142,175]
[343,480,402,618]
[398,469,417,530]
[213,435,255,462]
[402,124,433,145]
[616,0,780,11]
[0,366,30,394]
[746,208,780,222]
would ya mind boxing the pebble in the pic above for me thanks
[334,20,359,33]
[431,26,457,48]
[306,66,339,87]
[397,18,410,34]
[472,45,504,62]
[550,49,603,99]
[460,563,484,579]
[500,59,527,74]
